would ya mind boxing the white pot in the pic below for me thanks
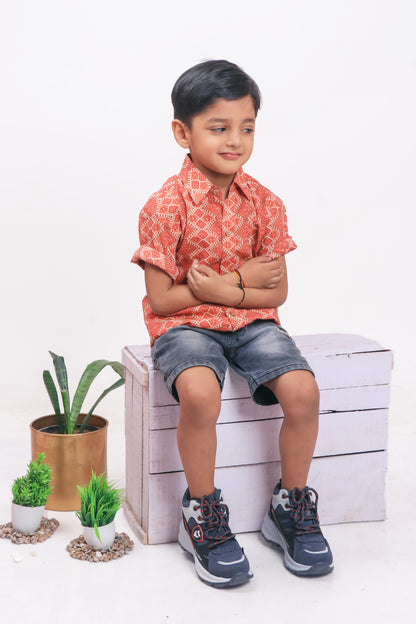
[11,502,45,534]
[83,521,115,551]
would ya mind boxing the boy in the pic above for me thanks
[132,59,333,588]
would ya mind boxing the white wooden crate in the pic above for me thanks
[122,334,392,544]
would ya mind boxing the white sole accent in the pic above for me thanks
[262,512,334,575]
[261,512,311,573]
[304,547,329,555]
[178,521,233,585]
[217,554,246,565]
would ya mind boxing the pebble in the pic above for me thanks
[11,553,23,563]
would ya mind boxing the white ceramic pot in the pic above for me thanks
[11,502,45,534]
[83,521,115,551]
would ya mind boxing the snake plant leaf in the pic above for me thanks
[68,360,125,434]
[48,351,71,425]
[79,377,125,433]
[42,370,65,433]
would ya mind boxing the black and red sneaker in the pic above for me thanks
[261,481,334,576]
[178,488,253,588]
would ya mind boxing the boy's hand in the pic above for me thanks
[187,261,242,306]
[238,256,285,289]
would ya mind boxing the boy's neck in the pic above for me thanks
[189,158,236,200]
[208,172,236,200]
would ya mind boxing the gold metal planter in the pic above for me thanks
[31,414,108,511]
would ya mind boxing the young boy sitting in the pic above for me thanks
[132,59,333,588]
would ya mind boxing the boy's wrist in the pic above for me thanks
[221,271,241,287]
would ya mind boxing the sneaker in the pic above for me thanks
[178,488,253,588]
[261,481,334,577]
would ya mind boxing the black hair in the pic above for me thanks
[171,59,261,126]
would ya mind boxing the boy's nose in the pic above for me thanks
[226,131,241,148]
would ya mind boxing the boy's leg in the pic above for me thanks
[175,366,221,499]
[262,371,333,576]
[176,366,252,588]
[263,370,319,491]
[227,321,333,576]
[151,326,252,587]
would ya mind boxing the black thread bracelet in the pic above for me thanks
[235,284,246,307]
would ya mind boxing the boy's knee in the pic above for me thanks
[267,370,320,416]
[298,373,320,408]
[176,367,221,418]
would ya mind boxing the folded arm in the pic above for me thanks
[144,254,288,316]
[144,263,204,316]
[187,257,288,310]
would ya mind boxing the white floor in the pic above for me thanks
[1,377,414,624]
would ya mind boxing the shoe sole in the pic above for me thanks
[261,511,334,577]
[178,521,253,588]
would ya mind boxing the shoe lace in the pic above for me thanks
[196,496,235,549]
[288,487,320,535]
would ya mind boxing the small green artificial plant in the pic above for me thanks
[43,351,125,434]
[76,471,123,541]
[12,453,52,507]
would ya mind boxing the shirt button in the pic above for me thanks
[225,230,231,236]
[213,189,220,195]
[229,311,236,317]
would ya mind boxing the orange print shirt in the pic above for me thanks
[132,155,297,345]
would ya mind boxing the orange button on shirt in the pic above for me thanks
[132,156,297,345]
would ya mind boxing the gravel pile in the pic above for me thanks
[0,517,60,544]
[66,532,134,562]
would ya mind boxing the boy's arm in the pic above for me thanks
[223,256,286,290]
[144,263,204,315]
[187,259,288,309]
[145,259,287,315]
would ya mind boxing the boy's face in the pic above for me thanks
[172,96,256,196]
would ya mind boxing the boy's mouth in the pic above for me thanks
[219,152,241,160]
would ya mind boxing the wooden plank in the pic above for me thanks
[148,409,388,474]
[319,384,391,413]
[148,384,391,430]
[314,409,388,457]
[124,373,143,526]
[309,351,393,391]
[122,347,149,387]
[293,333,389,356]
[123,499,148,544]
[147,471,187,545]
[141,376,150,537]
[142,451,387,544]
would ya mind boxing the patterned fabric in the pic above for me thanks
[132,155,297,345]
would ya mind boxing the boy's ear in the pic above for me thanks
[172,119,191,149]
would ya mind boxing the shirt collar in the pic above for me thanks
[178,155,253,205]
[232,168,253,202]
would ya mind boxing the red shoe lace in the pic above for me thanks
[285,487,321,535]
[196,495,235,548]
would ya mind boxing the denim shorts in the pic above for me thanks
[151,320,314,406]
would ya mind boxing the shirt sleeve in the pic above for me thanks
[256,194,297,258]
[131,194,183,280]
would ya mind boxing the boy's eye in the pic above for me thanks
[211,127,226,133]
[243,127,254,133]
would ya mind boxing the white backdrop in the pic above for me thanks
[1,1,415,424]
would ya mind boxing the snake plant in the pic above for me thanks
[43,351,125,434]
